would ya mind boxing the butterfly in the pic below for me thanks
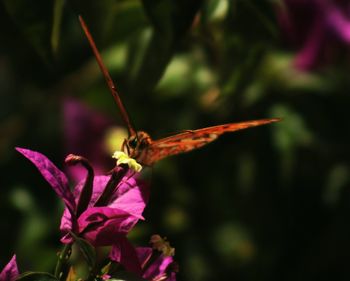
[78,15,280,166]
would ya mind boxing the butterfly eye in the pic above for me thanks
[128,137,138,149]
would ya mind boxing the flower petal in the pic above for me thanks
[135,247,153,267]
[0,255,19,281]
[60,176,110,243]
[16,148,76,216]
[109,235,142,276]
[137,247,174,281]
[59,208,74,244]
[72,174,149,218]
[109,176,150,218]
[77,207,143,246]
[73,176,110,206]
[326,3,350,43]
[59,174,149,245]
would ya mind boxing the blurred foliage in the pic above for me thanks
[1,0,350,280]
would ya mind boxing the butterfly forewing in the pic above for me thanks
[142,118,280,165]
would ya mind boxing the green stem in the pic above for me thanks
[54,243,72,280]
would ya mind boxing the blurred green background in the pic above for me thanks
[1,0,350,280]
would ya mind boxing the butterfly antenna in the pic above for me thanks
[78,15,136,137]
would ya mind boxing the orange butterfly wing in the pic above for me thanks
[143,118,280,165]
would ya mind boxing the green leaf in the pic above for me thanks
[142,0,203,37]
[72,0,120,43]
[69,232,96,269]
[128,0,204,92]
[51,0,65,57]
[16,272,58,281]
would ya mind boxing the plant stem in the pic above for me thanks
[54,243,72,279]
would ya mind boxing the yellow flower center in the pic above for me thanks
[112,151,142,172]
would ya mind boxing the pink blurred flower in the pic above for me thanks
[63,98,116,181]
[16,148,149,246]
[0,255,19,281]
[278,0,350,70]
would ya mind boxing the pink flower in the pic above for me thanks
[136,248,176,281]
[16,148,149,246]
[0,255,19,281]
[278,0,350,70]
[110,235,177,281]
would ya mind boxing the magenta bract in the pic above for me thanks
[278,0,350,70]
[110,244,176,281]
[16,148,76,218]
[137,248,176,281]
[17,147,149,246]
[0,255,19,281]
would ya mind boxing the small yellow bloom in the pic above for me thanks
[112,151,142,172]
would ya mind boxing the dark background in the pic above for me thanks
[1,1,350,280]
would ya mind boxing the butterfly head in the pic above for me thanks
[123,131,152,164]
